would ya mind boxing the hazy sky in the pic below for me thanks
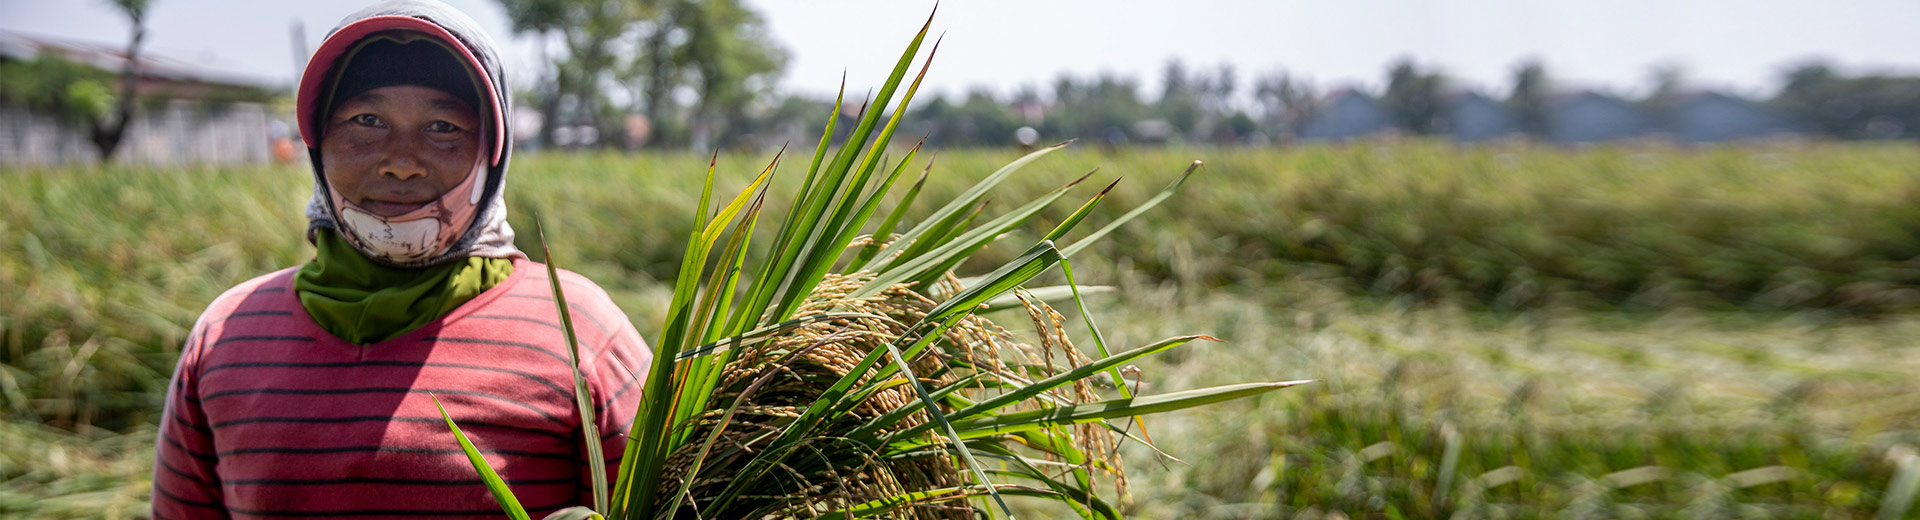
[4,0,1919,103]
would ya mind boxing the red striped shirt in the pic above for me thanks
[152,258,651,519]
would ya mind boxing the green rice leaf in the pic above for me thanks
[535,219,606,513]
[866,141,1072,273]
[812,485,1039,520]
[896,381,1315,448]
[622,152,775,520]
[726,79,844,337]
[1043,177,1119,242]
[771,134,928,323]
[673,171,773,451]
[541,507,604,520]
[980,284,1112,313]
[1061,160,1202,258]
[887,197,982,275]
[882,335,1216,442]
[675,312,887,360]
[877,336,1017,517]
[431,395,530,520]
[848,154,933,272]
[845,374,983,441]
[1059,259,1144,450]
[854,172,1091,299]
[915,241,1064,331]
[757,15,936,329]
[971,444,1120,520]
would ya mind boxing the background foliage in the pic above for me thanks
[4,143,1920,518]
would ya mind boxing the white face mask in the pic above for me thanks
[336,206,449,262]
[327,149,488,265]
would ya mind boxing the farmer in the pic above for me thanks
[150,1,649,517]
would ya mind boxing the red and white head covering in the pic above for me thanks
[297,0,523,267]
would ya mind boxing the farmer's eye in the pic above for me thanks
[350,113,384,127]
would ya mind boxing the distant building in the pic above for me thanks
[1446,91,1514,143]
[1130,119,1174,144]
[1299,88,1391,141]
[1671,91,1792,143]
[0,31,287,167]
[1548,90,1645,144]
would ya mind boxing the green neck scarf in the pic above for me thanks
[295,229,515,345]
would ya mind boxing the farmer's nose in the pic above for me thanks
[382,160,428,180]
[380,142,429,180]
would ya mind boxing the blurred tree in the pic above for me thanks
[1772,61,1920,140]
[1216,110,1260,143]
[0,56,117,127]
[1195,63,1238,141]
[1158,59,1200,137]
[1506,59,1550,139]
[671,0,788,149]
[1773,61,1842,137]
[635,0,678,144]
[497,0,642,147]
[1253,71,1319,138]
[1154,59,1238,142]
[1381,58,1445,134]
[1044,73,1150,143]
[1640,61,1686,132]
[92,0,150,161]
[908,88,1019,146]
[496,0,786,149]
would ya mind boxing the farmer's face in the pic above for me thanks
[320,85,481,217]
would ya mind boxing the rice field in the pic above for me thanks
[3,143,1920,518]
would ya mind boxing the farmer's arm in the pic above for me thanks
[151,323,229,519]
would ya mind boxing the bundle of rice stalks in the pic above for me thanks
[437,12,1309,520]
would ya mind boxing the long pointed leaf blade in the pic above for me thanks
[876,296,1016,517]
[971,445,1120,520]
[1044,178,1119,242]
[980,284,1112,312]
[1062,160,1202,258]
[431,395,531,520]
[753,13,934,330]
[1060,257,1151,445]
[628,154,766,520]
[813,485,1045,520]
[541,507,604,520]
[845,374,982,440]
[535,220,606,513]
[767,139,924,321]
[883,335,1216,442]
[763,30,938,325]
[849,154,932,271]
[920,241,1064,323]
[729,81,846,336]
[855,173,1091,299]
[950,381,1314,439]
[868,140,1072,271]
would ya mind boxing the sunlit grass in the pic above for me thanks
[1065,275,1920,518]
[4,142,1920,517]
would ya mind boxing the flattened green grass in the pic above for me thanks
[1090,276,1920,519]
[4,143,1920,517]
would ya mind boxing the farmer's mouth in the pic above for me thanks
[362,199,431,216]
